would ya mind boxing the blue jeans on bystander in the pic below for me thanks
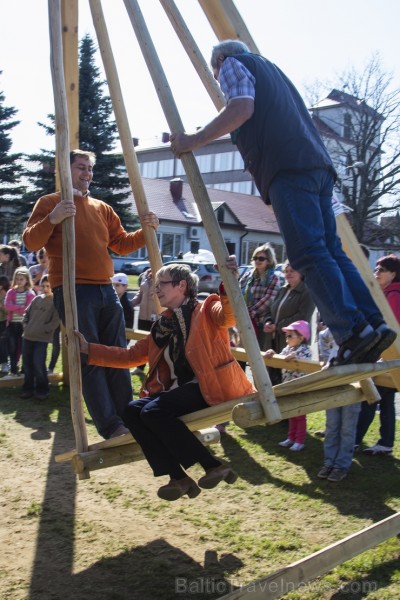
[324,403,361,471]
[22,339,49,395]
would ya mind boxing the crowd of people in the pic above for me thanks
[2,34,399,499]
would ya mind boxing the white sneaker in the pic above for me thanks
[363,444,392,455]
[1,363,9,373]
[278,439,294,448]
[2,373,20,379]
[290,443,305,451]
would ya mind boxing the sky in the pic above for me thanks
[1,0,400,154]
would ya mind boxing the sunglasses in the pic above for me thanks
[253,256,268,262]
[285,333,299,338]
[374,267,388,273]
[154,280,175,289]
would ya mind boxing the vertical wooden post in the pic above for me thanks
[88,0,163,314]
[58,0,79,386]
[48,0,89,478]
[124,0,281,423]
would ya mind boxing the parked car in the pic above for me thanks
[163,260,221,293]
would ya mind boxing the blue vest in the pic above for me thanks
[229,53,336,203]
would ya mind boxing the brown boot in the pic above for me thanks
[157,477,201,501]
[198,463,238,489]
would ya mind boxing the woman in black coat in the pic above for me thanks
[263,261,315,384]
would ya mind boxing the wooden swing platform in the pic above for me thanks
[55,359,400,476]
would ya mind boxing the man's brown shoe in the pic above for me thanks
[157,477,201,501]
[198,463,238,489]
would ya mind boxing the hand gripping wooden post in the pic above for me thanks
[88,0,163,310]
[123,0,281,423]
[48,0,89,478]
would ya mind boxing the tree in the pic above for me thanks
[23,34,137,230]
[309,55,400,243]
[0,72,26,240]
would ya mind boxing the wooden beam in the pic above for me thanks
[123,0,281,424]
[219,513,400,599]
[48,0,89,478]
[89,0,163,314]
[70,428,221,474]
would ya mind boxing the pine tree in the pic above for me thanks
[23,34,136,230]
[0,73,26,239]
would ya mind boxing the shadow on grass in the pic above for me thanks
[219,422,400,521]
[1,387,243,600]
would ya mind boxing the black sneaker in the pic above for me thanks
[362,325,397,363]
[330,327,380,367]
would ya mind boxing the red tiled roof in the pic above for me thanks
[128,178,280,234]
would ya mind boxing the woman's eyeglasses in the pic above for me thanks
[154,280,175,289]
[253,256,267,262]
[374,267,388,274]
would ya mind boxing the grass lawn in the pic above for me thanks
[0,361,399,599]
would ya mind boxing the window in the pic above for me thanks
[196,154,213,173]
[217,207,224,223]
[141,161,158,178]
[158,159,174,178]
[232,181,252,194]
[215,152,234,171]
[233,151,244,170]
[343,113,352,139]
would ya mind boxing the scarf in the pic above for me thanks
[151,298,197,386]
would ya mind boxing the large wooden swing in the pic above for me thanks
[49,0,400,479]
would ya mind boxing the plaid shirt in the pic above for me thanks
[240,269,281,327]
[219,57,256,102]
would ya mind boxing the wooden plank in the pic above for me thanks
[89,0,163,314]
[233,384,364,428]
[219,513,400,599]
[123,0,280,424]
[70,428,221,474]
[49,0,89,478]
[272,360,400,396]
[56,383,364,467]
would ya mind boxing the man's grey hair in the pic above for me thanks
[156,264,199,299]
[210,39,250,69]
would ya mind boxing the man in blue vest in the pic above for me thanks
[170,39,395,366]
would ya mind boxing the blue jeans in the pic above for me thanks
[324,403,361,471]
[22,339,49,395]
[356,386,396,448]
[53,284,132,438]
[6,322,23,374]
[269,169,382,344]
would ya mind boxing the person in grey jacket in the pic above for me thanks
[20,275,60,400]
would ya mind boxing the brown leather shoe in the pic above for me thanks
[157,477,201,501]
[198,463,238,489]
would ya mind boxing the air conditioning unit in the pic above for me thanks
[187,226,200,239]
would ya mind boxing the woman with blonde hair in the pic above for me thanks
[238,243,281,363]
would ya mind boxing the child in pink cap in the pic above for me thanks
[265,320,312,451]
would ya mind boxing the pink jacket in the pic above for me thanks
[4,288,36,325]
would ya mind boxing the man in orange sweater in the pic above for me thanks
[23,149,159,439]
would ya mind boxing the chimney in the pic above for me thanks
[170,177,183,201]
[132,137,139,147]
[161,131,170,143]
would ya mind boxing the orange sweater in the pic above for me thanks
[88,293,257,406]
[23,192,145,288]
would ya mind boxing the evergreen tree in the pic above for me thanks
[0,72,26,239]
[23,34,136,230]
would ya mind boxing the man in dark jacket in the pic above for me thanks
[170,39,395,365]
